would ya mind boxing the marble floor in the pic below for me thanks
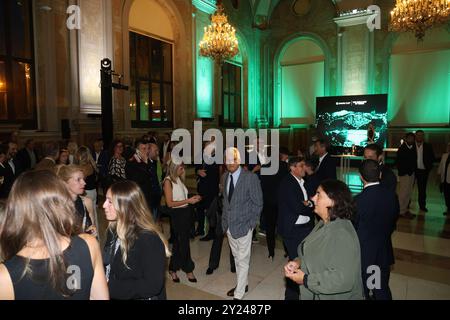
[97,166,450,300]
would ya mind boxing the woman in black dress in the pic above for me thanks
[0,170,108,300]
[56,164,97,236]
[102,180,171,300]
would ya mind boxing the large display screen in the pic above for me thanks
[316,94,388,148]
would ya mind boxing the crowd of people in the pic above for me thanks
[0,130,448,300]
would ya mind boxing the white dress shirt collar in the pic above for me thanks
[319,152,328,164]
[364,182,380,189]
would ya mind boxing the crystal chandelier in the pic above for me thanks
[389,0,450,41]
[199,4,239,64]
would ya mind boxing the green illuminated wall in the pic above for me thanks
[196,55,214,118]
[193,3,215,119]
[387,26,450,126]
[389,49,450,126]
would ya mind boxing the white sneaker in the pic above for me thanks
[295,215,310,225]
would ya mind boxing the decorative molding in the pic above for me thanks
[334,12,372,27]
[192,0,216,14]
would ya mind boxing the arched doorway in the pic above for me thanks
[273,34,331,127]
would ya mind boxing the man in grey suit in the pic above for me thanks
[222,147,263,300]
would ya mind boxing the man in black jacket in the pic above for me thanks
[148,142,162,222]
[0,144,14,199]
[363,143,397,193]
[125,140,153,210]
[313,139,337,182]
[195,140,220,239]
[16,139,38,171]
[396,133,416,219]
[414,130,435,212]
[260,146,290,259]
[278,156,315,300]
[355,160,399,300]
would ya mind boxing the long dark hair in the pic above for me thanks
[107,181,171,267]
[320,179,355,221]
[0,171,81,296]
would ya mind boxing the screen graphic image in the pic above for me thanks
[316,94,388,149]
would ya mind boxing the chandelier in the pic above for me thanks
[199,4,239,64]
[389,0,450,41]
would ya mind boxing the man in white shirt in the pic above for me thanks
[414,130,435,212]
[277,156,315,300]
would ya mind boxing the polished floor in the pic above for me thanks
[97,166,450,300]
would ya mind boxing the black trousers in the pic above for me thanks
[196,194,215,235]
[415,169,430,209]
[444,183,450,211]
[362,266,392,300]
[169,207,195,273]
[262,202,278,257]
[283,230,311,300]
[208,232,235,271]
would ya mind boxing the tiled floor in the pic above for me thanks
[97,166,450,300]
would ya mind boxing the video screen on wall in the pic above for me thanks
[316,94,388,149]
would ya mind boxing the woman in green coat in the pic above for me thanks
[284,179,364,300]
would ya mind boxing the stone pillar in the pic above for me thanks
[192,0,216,119]
[334,12,374,96]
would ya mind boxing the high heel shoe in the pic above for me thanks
[169,271,180,283]
[186,273,197,283]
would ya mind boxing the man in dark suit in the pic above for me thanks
[414,130,435,212]
[396,133,417,219]
[363,143,397,193]
[260,146,290,259]
[16,139,38,171]
[313,139,337,182]
[278,156,315,300]
[148,142,162,222]
[4,141,22,184]
[355,160,399,300]
[159,132,171,163]
[35,141,60,172]
[222,147,263,300]
[0,144,14,199]
[195,140,220,239]
[304,159,320,197]
[363,143,399,274]
[92,139,110,194]
[125,140,153,210]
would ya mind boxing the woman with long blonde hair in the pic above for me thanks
[164,160,201,283]
[103,180,170,300]
[75,146,99,232]
[0,170,108,300]
[56,164,97,236]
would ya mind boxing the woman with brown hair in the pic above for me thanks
[56,165,97,236]
[57,148,70,165]
[0,170,109,300]
[164,160,201,283]
[102,180,170,300]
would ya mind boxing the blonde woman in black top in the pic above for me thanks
[103,180,171,300]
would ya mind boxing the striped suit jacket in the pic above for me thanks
[222,168,263,239]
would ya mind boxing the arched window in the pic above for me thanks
[0,0,36,129]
